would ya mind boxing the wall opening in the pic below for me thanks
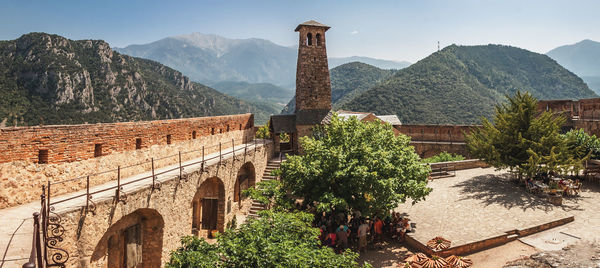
[239,124,242,130]
[94,144,103,158]
[211,128,215,135]
[226,125,230,132]
[38,149,48,164]
[192,131,197,139]
[136,138,142,150]
[192,177,225,238]
[306,33,312,46]
[220,129,223,134]
[166,134,172,145]
[234,162,256,204]
[316,33,321,46]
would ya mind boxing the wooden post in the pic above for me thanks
[179,151,183,179]
[152,158,156,188]
[219,142,222,163]
[85,175,90,211]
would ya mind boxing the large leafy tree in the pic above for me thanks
[278,114,431,215]
[167,211,365,268]
[466,91,585,178]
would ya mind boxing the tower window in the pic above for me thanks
[38,150,48,164]
[316,33,321,46]
[94,144,102,157]
[192,131,197,139]
[136,138,142,149]
[306,33,313,46]
[166,134,172,145]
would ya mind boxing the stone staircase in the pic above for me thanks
[247,154,287,218]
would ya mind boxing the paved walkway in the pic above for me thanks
[0,140,267,268]
[395,167,600,248]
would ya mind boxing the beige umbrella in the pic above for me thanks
[426,236,452,251]
[445,255,473,268]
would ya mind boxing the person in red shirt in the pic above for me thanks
[374,216,384,246]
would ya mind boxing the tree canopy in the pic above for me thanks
[166,210,365,268]
[277,114,431,216]
[465,91,586,178]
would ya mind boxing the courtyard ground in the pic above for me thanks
[361,167,600,267]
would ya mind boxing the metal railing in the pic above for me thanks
[23,137,269,267]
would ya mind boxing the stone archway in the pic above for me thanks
[234,162,256,208]
[191,177,225,238]
[91,208,164,268]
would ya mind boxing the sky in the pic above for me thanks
[1,0,599,62]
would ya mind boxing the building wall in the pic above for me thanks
[395,125,477,158]
[0,114,253,164]
[0,115,256,209]
[53,141,273,267]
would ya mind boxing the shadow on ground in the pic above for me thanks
[451,173,585,212]
[357,240,413,268]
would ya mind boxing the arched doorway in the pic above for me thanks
[191,177,225,238]
[91,208,164,268]
[234,162,256,208]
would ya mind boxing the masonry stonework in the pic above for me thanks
[0,115,255,209]
[51,141,273,267]
[395,125,476,158]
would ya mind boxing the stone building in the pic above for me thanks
[270,20,333,153]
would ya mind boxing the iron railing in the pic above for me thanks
[22,138,269,267]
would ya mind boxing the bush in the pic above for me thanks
[421,151,465,163]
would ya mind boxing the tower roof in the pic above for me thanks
[295,20,330,31]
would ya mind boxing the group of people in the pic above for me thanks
[316,211,412,253]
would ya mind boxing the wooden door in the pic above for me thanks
[124,224,142,268]
[201,198,218,230]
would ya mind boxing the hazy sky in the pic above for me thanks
[2,0,599,62]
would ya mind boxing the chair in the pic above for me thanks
[571,182,582,196]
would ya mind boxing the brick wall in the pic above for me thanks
[0,114,253,164]
[395,125,477,158]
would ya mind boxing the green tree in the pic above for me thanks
[465,91,584,178]
[563,128,600,160]
[167,210,366,268]
[421,151,465,163]
[242,180,294,211]
[277,114,431,216]
[255,122,271,139]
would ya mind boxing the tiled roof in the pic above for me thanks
[295,20,330,31]
[376,115,402,125]
[296,109,332,125]
[270,114,296,133]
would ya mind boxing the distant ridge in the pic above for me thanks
[340,44,597,124]
[547,39,600,94]
[0,33,274,126]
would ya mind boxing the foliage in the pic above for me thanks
[279,132,290,142]
[255,122,271,139]
[563,128,600,159]
[465,91,585,178]
[341,44,597,124]
[277,114,431,215]
[242,180,294,211]
[421,151,465,163]
[167,210,366,268]
[0,33,274,126]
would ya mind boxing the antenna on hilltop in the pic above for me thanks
[437,41,440,52]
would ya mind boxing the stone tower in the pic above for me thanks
[295,20,332,114]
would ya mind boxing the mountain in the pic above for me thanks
[115,33,298,88]
[0,33,273,127]
[281,62,396,114]
[341,44,598,124]
[116,33,409,89]
[328,56,410,70]
[210,81,293,106]
[547,39,600,94]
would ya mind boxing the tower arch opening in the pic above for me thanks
[306,33,313,46]
[191,177,225,238]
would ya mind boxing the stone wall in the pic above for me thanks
[395,125,477,158]
[295,24,331,112]
[0,115,256,209]
[51,140,274,267]
[0,114,253,164]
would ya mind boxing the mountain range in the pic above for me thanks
[0,33,273,127]
[115,33,410,89]
[340,44,597,124]
[546,39,600,94]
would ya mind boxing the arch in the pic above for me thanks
[316,33,322,46]
[191,177,225,238]
[306,33,313,46]
[91,208,164,268]
[234,162,256,204]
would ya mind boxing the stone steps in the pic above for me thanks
[247,155,287,219]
